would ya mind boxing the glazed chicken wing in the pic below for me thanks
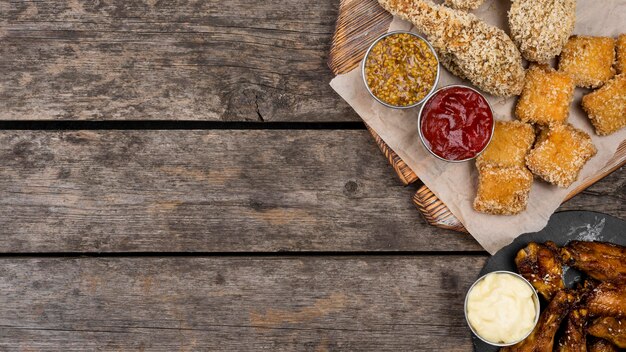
[557,309,588,352]
[560,241,626,284]
[588,317,626,348]
[501,290,575,352]
[515,242,565,301]
[377,0,525,97]
[588,338,619,352]
[585,283,626,318]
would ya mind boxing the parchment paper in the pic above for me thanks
[330,0,626,254]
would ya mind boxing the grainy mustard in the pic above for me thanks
[365,33,438,107]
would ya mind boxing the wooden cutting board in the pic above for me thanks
[328,0,626,233]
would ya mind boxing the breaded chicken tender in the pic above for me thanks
[616,34,626,74]
[526,124,597,188]
[443,0,484,10]
[377,0,525,97]
[559,36,616,88]
[476,120,535,169]
[508,0,576,62]
[516,64,575,126]
[473,165,533,215]
[582,74,626,136]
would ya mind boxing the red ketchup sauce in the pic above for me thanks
[420,86,493,161]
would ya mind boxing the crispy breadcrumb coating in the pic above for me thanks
[508,0,576,63]
[516,64,575,126]
[473,165,533,215]
[559,36,616,89]
[476,120,535,169]
[443,0,484,11]
[582,74,626,136]
[617,34,626,74]
[377,0,525,97]
[526,124,597,188]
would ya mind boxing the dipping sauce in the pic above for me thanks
[364,32,438,107]
[420,86,493,161]
[466,272,538,345]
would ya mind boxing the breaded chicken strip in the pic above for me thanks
[377,0,525,97]
[508,0,576,62]
[443,0,484,11]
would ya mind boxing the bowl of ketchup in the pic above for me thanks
[418,85,494,162]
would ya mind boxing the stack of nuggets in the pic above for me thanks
[510,36,622,190]
[578,36,626,136]
[473,121,535,215]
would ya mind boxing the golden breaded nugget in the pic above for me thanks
[526,124,597,188]
[473,165,533,215]
[582,74,626,135]
[516,64,575,126]
[559,36,616,88]
[443,0,484,10]
[617,34,626,74]
[476,120,535,169]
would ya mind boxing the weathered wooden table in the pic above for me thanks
[0,1,624,351]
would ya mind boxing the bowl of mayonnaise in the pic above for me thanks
[464,271,540,346]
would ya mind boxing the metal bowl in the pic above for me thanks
[464,271,541,347]
[417,84,495,163]
[361,31,440,109]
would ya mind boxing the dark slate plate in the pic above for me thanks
[472,211,626,352]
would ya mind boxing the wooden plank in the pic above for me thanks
[0,130,622,253]
[0,0,357,121]
[0,255,487,351]
[0,130,482,253]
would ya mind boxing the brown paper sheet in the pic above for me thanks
[330,0,626,254]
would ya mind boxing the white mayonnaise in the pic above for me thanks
[466,272,537,344]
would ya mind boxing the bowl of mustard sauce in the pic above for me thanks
[362,31,440,109]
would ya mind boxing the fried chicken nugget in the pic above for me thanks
[516,64,575,126]
[476,120,535,169]
[377,0,525,97]
[508,0,576,62]
[443,0,484,10]
[526,124,597,188]
[617,34,626,74]
[473,165,533,215]
[559,36,616,89]
[582,74,626,136]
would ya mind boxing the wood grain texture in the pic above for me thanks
[0,256,487,351]
[327,0,391,75]
[0,130,482,253]
[366,124,418,186]
[0,0,357,121]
